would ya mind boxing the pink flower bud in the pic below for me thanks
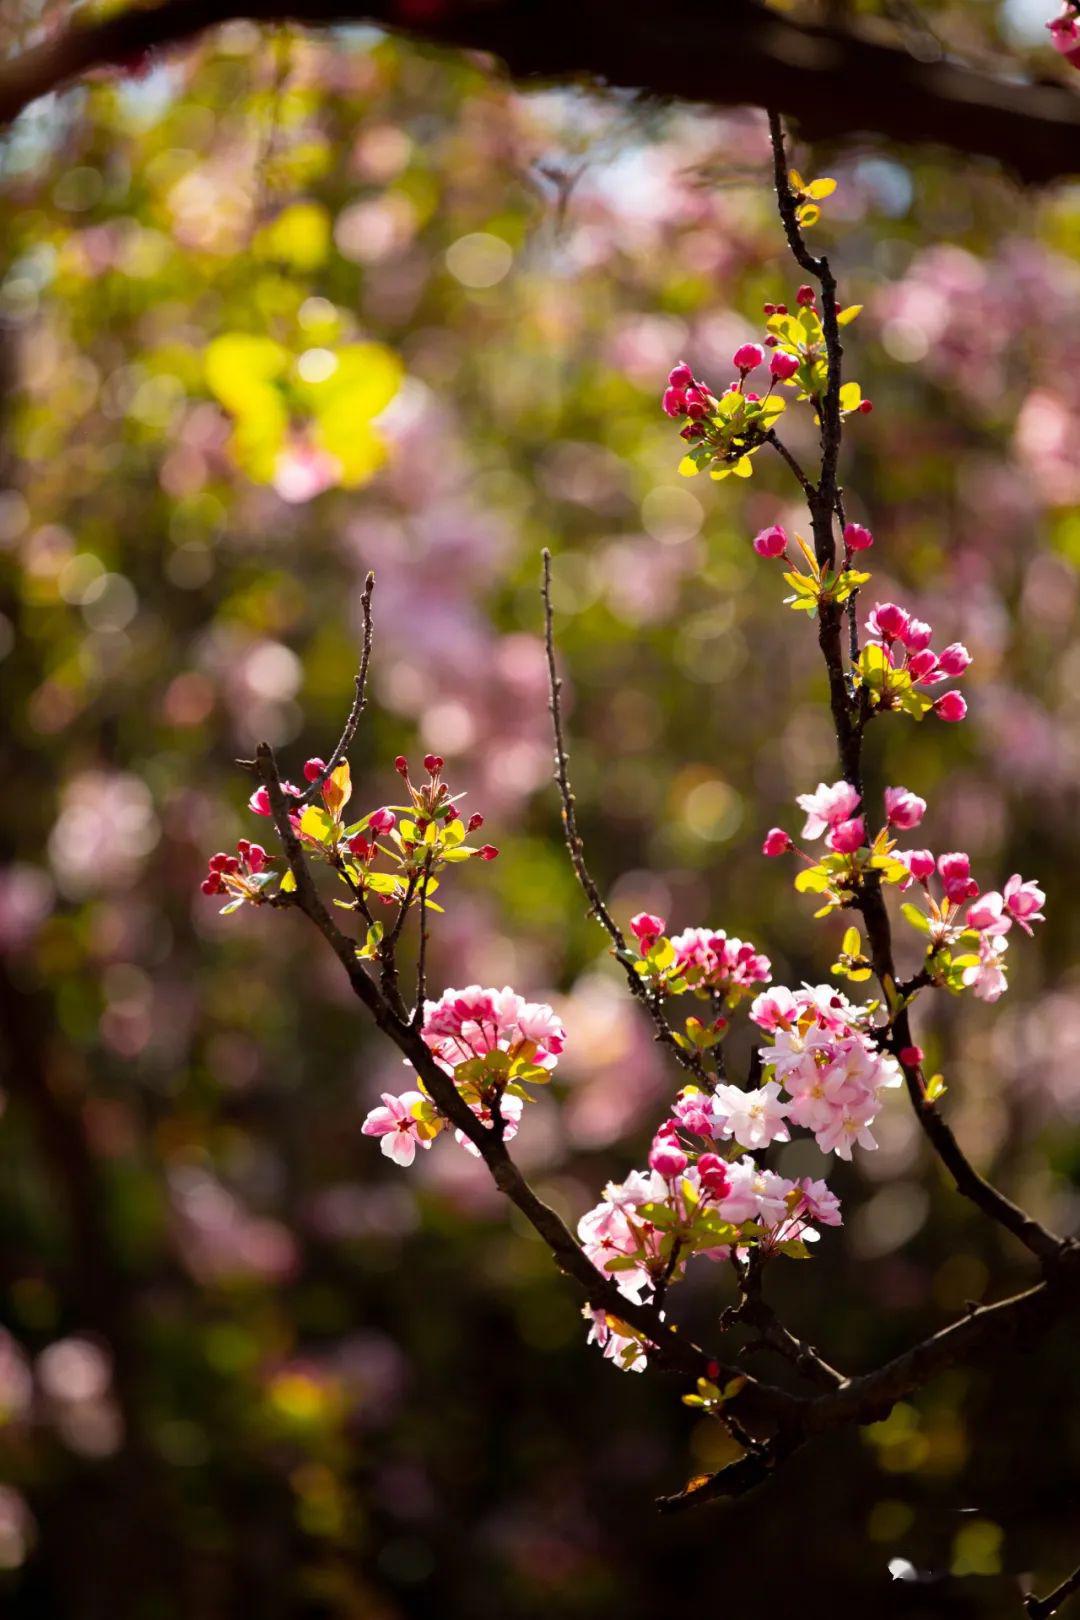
[934,691,967,723]
[424,753,444,773]
[201,874,223,896]
[774,304,788,316]
[901,618,932,653]
[207,852,231,872]
[662,386,687,418]
[899,1046,923,1068]
[762,827,792,857]
[870,601,909,642]
[668,362,693,389]
[763,303,776,315]
[478,845,499,860]
[936,642,971,677]
[843,522,873,552]
[907,648,938,682]
[858,399,874,414]
[797,284,816,307]
[883,786,926,830]
[394,755,409,776]
[905,849,935,882]
[752,523,788,559]
[369,808,397,834]
[303,757,326,782]
[697,1153,731,1199]
[733,342,764,373]
[769,350,799,381]
[649,1135,688,1178]
[827,816,865,854]
[246,843,267,873]
[764,334,780,348]
[467,813,484,832]
[348,833,373,860]
[938,852,978,902]
[248,786,271,816]
[630,911,665,953]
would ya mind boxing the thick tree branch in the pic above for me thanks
[1,1,1079,183]
[1026,1562,1080,1620]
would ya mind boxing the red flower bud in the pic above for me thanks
[899,1045,924,1068]
[394,756,409,776]
[424,753,444,773]
[478,845,499,860]
[304,757,326,782]
[797,284,816,307]
[207,853,231,872]
[467,813,484,831]
[668,362,693,389]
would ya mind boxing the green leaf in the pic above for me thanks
[901,903,930,934]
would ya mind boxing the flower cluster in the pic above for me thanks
[857,603,971,723]
[200,840,275,913]
[362,985,566,1164]
[899,858,1045,1003]
[626,911,771,1060]
[208,754,497,934]
[661,353,787,482]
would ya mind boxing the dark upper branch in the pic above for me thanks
[1026,1561,1080,1620]
[1,1,1079,182]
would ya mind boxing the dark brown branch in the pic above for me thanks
[656,1432,800,1513]
[2,0,1080,183]
[295,570,374,809]
[1026,1561,1080,1620]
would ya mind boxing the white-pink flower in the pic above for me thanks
[712,1081,790,1150]
[421,984,566,1073]
[884,786,926,830]
[1003,873,1045,935]
[361,1091,431,1167]
[796,780,861,841]
[962,934,1009,1002]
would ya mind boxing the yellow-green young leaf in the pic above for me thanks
[794,866,831,894]
[796,203,821,228]
[839,381,862,411]
[443,818,466,845]
[731,455,754,478]
[805,178,837,200]
[364,871,403,896]
[299,805,335,844]
[279,869,297,894]
[758,394,786,420]
[322,761,351,818]
[849,966,873,982]
[681,1394,705,1408]
[901,902,931,934]
[925,1073,947,1102]
[678,455,700,477]
[788,168,806,192]
[842,926,861,957]
[837,304,863,326]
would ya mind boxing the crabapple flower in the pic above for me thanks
[753,523,788,559]
[936,642,972,677]
[1047,7,1080,62]
[455,1093,524,1156]
[762,827,792,856]
[733,342,764,373]
[696,1153,731,1200]
[248,781,301,816]
[934,691,967,722]
[796,1178,843,1227]
[719,1158,790,1225]
[770,350,800,381]
[903,849,936,882]
[796,780,861,840]
[422,985,566,1074]
[938,853,978,902]
[884,786,926,830]
[843,522,873,551]
[668,928,772,995]
[368,808,397,834]
[826,816,865,854]
[303,757,326,782]
[1003,874,1046,934]
[583,1307,648,1373]
[866,601,909,643]
[962,935,1009,1003]
[649,1132,688,1178]
[712,1080,790,1150]
[902,618,933,653]
[967,891,1011,937]
[361,1092,431,1167]
[630,912,665,953]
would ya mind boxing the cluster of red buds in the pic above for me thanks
[393,753,498,859]
[201,840,269,897]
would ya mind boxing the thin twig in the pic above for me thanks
[295,572,375,809]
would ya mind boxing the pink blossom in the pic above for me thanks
[936,642,972,677]
[719,1158,790,1225]
[938,852,978,903]
[843,522,873,551]
[662,386,687,418]
[962,934,1009,1003]
[668,362,693,389]
[361,1092,431,1167]
[583,1307,647,1374]
[903,849,936,882]
[712,1081,790,1150]
[934,691,967,722]
[884,786,926,830]
[629,911,665,953]
[733,342,764,373]
[866,601,910,643]
[762,827,792,857]
[696,1153,731,1200]
[770,350,800,381]
[796,779,861,840]
[668,928,771,994]
[422,985,566,1074]
[966,891,1011,937]
[455,1093,524,1156]
[369,808,397,834]
[752,523,788,559]
[907,648,938,682]
[672,1087,716,1137]
[749,986,798,1031]
[649,1133,688,1178]
[248,781,300,816]
[826,816,865,854]
[796,1178,842,1226]
[901,618,933,653]
[1003,874,1046,934]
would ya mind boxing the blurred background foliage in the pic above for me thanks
[1,2,1080,1615]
